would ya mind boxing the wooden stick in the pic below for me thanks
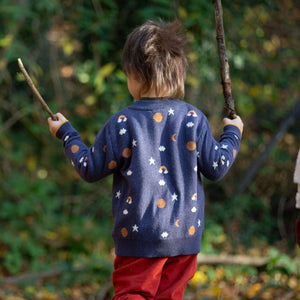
[17,58,57,121]
[213,0,237,119]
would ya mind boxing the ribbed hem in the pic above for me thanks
[113,236,201,258]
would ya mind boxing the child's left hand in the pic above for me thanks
[48,112,68,137]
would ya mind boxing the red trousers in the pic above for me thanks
[112,254,198,300]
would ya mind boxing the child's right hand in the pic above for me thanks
[223,115,244,135]
[48,112,68,137]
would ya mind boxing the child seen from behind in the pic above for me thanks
[48,20,244,299]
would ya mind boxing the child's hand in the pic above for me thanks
[48,113,68,137]
[223,115,244,135]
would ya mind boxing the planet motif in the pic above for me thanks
[121,227,128,237]
[153,112,163,123]
[157,198,166,208]
[189,226,196,235]
[186,141,196,151]
[122,148,131,158]
[71,145,79,153]
[108,160,117,169]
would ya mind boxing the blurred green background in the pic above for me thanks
[0,0,299,299]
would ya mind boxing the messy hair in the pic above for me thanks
[122,20,188,99]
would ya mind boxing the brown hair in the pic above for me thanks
[122,20,188,99]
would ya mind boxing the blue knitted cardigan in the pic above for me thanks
[56,99,242,257]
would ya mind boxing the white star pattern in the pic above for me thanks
[171,193,178,201]
[191,207,197,213]
[186,122,194,128]
[168,108,175,115]
[132,224,139,232]
[234,134,239,140]
[194,166,197,172]
[79,157,84,163]
[132,139,137,147]
[198,219,201,227]
[159,146,166,152]
[127,170,133,176]
[215,145,219,150]
[123,209,128,215]
[149,157,155,165]
[119,128,127,135]
[64,136,69,142]
[227,160,230,167]
[197,151,200,158]
[159,180,166,186]
[212,161,218,170]
[161,232,169,238]
[115,191,121,199]
[221,144,228,149]
[92,147,95,153]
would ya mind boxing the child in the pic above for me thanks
[48,20,243,299]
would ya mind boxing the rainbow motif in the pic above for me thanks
[191,193,197,201]
[158,166,168,174]
[187,110,197,117]
[117,115,127,123]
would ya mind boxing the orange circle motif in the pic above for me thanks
[121,228,128,238]
[122,148,131,158]
[186,141,196,151]
[157,198,166,208]
[71,145,79,153]
[189,226,196,236]
[108,160,117,169]
[153,112,163,123]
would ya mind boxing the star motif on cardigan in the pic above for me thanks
[198,219,201,227]
[168,108,175,115]
[149,157,155,165]
[115,190,121,199]
[221,144,228,149]
[186,122,194,128]
[212,161,218,170]
[171,193,178,201]
[132,139,137,147]
[159,180,166,186]
[132,224,139,232]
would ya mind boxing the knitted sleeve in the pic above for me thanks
[196,118,241,181]
[55,121,118,182]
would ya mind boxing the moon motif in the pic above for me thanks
[233,149,237,158]
[171,133,177,142]
[175,219,180,227]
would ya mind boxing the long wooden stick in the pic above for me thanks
[213,0,236,119]
[18,58,57,121]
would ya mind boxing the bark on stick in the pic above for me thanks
[18,58,57,121]
[213,0,237,119]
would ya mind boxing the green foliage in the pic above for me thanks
[0,0,299,298]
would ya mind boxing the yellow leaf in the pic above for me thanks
[246,283,262,298]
